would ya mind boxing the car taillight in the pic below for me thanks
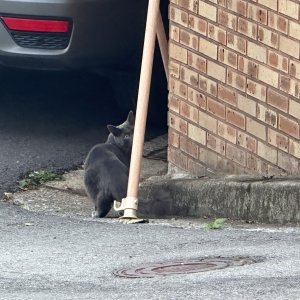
[1,17,69,33]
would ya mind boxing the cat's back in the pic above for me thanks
[85,143,119,166]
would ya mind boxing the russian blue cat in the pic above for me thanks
[84,111,134,217]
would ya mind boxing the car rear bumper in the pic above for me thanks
[0,0,148,71]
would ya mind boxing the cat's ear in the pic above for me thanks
[127,110,135,126]
[107,125,122,136]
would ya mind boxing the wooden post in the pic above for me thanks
[127,0,161,198]
[114,0,161,220]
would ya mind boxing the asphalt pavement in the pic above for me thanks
[1,197,300,300]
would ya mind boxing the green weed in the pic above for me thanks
[19,170,63,190]
[205,218,227,229]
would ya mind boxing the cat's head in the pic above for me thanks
[107,111,135,153]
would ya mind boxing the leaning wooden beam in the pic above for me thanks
[114,0,161,222]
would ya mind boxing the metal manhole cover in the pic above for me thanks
[114,256,261,278]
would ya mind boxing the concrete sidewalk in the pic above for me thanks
[3,134,300,224]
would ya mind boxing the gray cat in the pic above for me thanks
[84,111,134,218]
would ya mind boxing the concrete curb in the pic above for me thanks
[139,176,300,224]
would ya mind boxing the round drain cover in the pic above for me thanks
[114,256,260,278]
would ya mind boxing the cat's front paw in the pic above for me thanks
[92,211,100,218]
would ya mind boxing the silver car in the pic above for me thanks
[0,0,168,122]
[0,0,154,72]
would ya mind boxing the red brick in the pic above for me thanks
[180,66,199,87]
[169,78,187,99]
[248,61,258,78]
[180,28,198,50]
[219,47,238,69]
[189,15,207,34]
[256,103,278,127]
[218,10,237,31]
[169,5,188,27]
[258,26,278,49]
[188,51,206,73]
[207,97,225,119]
[218,121,237,144]
[218,85,238,106]
[237,131,257,153]
[268,128,289,152]
[227,0,247,17]
[207,133,226,155]
[199,74,218,96]
[268,12,288,34]
[279,75,290,93]
[180,101,199,123]
[178,0,198,13]
[217,30,227,45]
[238,17,257,40]
[246,79,267,102]
[227,32,247,54]
[227,69,246,92]
[238,57,258,78]
[268,52,278,67]
[267,88,288,112]
[279,115,299,139]
[208,23,226,45]
[188,87,207,109]
[267,51,288,73]
[168,112,188,135]
[226,108,246,129]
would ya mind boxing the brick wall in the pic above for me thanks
[168,0,300,176]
